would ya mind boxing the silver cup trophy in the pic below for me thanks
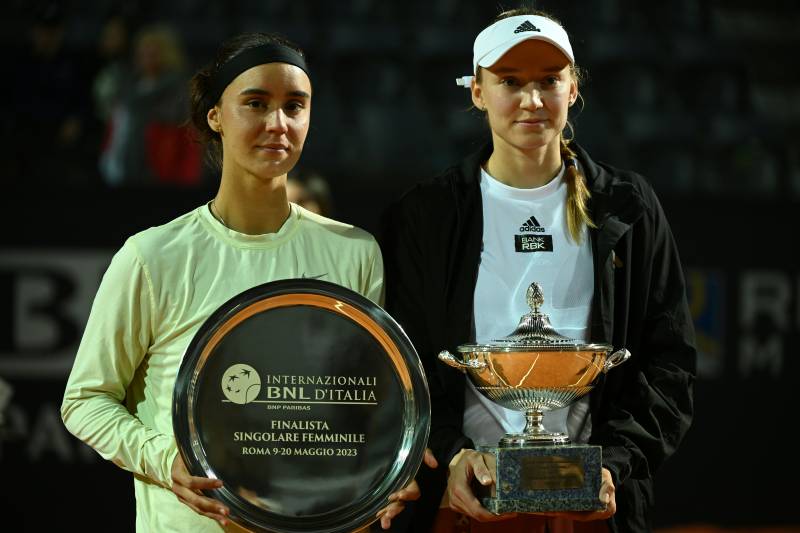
[438,282,630,513]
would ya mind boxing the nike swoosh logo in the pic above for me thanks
[300,273,327,280]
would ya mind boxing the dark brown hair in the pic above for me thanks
[188,33,306,169]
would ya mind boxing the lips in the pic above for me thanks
[515,117,547,125]
[257,143,289,151]
[255,142,290,156]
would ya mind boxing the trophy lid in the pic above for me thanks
[457,282,611,353]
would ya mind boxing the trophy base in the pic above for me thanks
[477,444,604,513]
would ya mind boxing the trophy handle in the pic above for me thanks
[438,351,487,372]
[603,348,631,373]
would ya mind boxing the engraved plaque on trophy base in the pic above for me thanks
[477,444,604,514]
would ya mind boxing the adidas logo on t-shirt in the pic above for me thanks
[516,214,551,251]
[519,215,545,233]
[514,20,541,34]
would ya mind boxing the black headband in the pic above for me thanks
[208,44,309,104]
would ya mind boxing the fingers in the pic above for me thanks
[596,467,617,519]
[423,448,439,469]
[171,454,229,525]
[380,478,425,529]
[597,473,617,518]
[447,450,514,522]
[450,484,513,523]
[377,501,406,530]
[171,477,227,511]
[172,461,222,493]
[380,447,439,528]
[541,468,617,522]
[175,492,229,526]
[172,454,223,490]
[388,480,420,503]
[174,466,224,492]
[172,480,229,526]
[466,451,493,487]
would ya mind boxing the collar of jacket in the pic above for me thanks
[574,143,646,229]
[456,141,647,253]
[573,143,646,265]
[458,140,643,211]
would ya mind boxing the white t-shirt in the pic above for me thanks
[464,165,595,447]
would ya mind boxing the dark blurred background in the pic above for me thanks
[1,0,798,531]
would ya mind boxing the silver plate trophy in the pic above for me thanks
[439,282,630,513]
[174,279,430,533]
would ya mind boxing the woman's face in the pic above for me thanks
[472,39,577,154]
[208,62,311,182]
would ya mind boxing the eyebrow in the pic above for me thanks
[239,88,311,98]
[491,65,567,74]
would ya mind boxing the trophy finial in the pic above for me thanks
[526,282,544,312]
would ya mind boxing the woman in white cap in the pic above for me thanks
[62,32,430,532]
[383,7,696,533]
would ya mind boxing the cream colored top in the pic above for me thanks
[61,203,384,532]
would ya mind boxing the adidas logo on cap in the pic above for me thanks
[514,20,541,34]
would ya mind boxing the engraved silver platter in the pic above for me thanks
[173,279,430,533]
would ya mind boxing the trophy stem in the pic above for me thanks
[524,409,546,434]
[499,408,570,447]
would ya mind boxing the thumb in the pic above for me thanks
[469,453,493,486]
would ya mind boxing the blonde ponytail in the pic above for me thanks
[561,137,595,243]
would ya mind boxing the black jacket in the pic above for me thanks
[381,142,696,532]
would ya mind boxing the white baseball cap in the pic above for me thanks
[456,15,575,87]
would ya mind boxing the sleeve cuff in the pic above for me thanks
[160,441,180,489]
